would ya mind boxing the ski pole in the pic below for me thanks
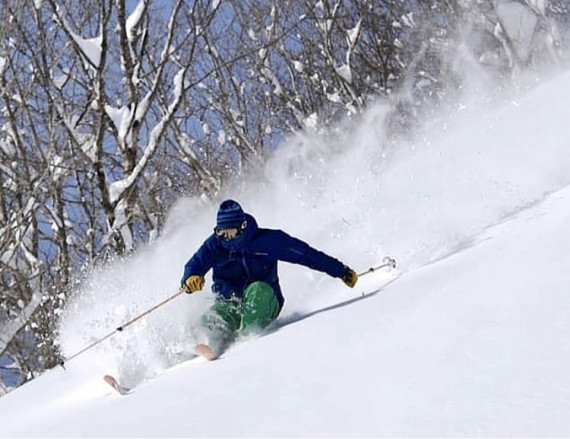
[60,288,185,367]
[357,256,396,277]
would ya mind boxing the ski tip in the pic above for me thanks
[194,343,217,361]
[103,374,130,395]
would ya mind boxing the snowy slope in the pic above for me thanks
[1,70,570,437]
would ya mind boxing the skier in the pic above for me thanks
[181,199,358,358]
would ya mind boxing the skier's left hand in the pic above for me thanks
[341,267,358,288]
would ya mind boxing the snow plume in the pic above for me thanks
[58,66,570,388]
[237,72,570,284]
[58,199,217,388]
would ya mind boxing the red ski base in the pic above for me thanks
[103,374,130,395]
[195,343,217,361]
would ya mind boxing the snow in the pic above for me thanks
[401,12,416,28]
[202,122,210,136]
[126,0,146,42]
[70,33,102,68]
[346,19,361,47]
[335,63,352,83]
[526,0,546,15]
[105,104,132,144]
[304,112,318,128]
[2,66,570,437]
[108,179,130,205]
[217,130,226,145]
[107,67,186,208]
[496,1,539,61]
[172,67,185,101]
[52,4,102,67]
[48,154,65,181]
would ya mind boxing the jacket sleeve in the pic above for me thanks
[269,230,347,278]
[181,236,217,285]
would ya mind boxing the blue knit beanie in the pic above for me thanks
[216,199,246,228]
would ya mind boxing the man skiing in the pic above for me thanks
[181,199,358,358]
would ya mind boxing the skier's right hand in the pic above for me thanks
[182,275,205,294]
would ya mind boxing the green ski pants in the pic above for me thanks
[201,281,281,339]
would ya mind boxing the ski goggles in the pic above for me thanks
[214,220,247,241]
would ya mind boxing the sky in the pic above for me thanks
[1,55,570,438]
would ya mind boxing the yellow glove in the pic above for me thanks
[341,268,358,288]
[182,275,205,294]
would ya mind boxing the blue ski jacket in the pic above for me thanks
[181,214,348,309]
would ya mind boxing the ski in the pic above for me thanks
[195,343,217,361]
[103,346,213,396]
[103,374,130,395]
